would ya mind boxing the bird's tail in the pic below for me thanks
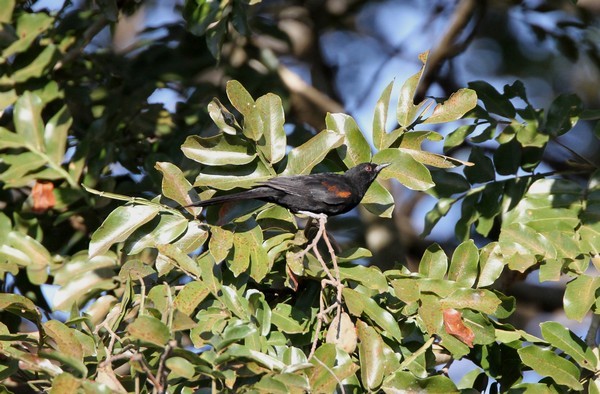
[184,187,272,208]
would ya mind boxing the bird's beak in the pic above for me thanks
[375,163,391,172]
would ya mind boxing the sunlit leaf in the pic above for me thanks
[256,93,286,164]
[182,134,256,166]
[518,346,583,390]
[373,149,434,191]
[283,129,344,175]
[327,113,371,167]
[423,88,477,124]
[89,204,160,258]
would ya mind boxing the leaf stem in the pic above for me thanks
[398,336,436,370]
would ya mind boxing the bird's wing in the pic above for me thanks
[264,174,355,206]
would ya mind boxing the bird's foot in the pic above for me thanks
[297,211,328,223]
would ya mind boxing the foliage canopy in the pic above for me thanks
[1,1,600,393]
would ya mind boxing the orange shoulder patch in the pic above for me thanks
[321,181,352,198]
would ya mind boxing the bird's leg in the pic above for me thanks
[297,212,345,362]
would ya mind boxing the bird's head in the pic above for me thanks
[345,162,390,189]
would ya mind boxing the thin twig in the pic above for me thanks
[398,336,436,370]
[298,213,346,362]
[312,355,346,394]
[155,340,176,394]
[309,285,327,360]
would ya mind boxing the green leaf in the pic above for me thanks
[209,225,234,263]
[564,274,600,322]
[194,160,272,190]
[174,281,209,316]
[243,106,263,141]
[464,147,495,183]
[11,44,57,83]
[182,134,256,166]
[327,113,371,167]
[518,346,584,390]
[230,220,270,282]
[157,244,202,278]
[357,320,385,391]
[342,287,403,342]
[214,324,257,351]
[217,344,285,371]
[308,343,357,393]
[14,92,44,151]
[494,138,521,175]
[127,315,170,347]
[220,286,249,320]
[183,0,220,36]
[89,204,160,258]
[429,171,470,198]
[270,303,309,334]
[373,148,434,191]
[439,288,502,314]
[397,52,428,127]
[448,240,479,287]
[468,80,515,118]
[477,243,505,287]
[419,243,448,279]
[7,231,51,285]
[3,13,54,57]
[0,127,28,149]
[373,80,394,150]
[382,371,458,393]
[44,320,83,361]
[0,293,41,325]
[49,373,81,393]
[43,105,71,166]
[124,214,188,255]
[339,264,387,292]
[197,252,221,295]
[423,198,454,237]
[283,129,344,175]
[226,80,255,117]
[543,93,582,136]
[361,181,395,218]
[0,0,15,23]
[0,151,46,186]
[256,93,286,164]
[207,98,239,135]
[444,124,477,151]
[155,161,200,208]
[171,221,208,254]
[423,88,477,124]
[541,321,597,371]
[166,357,196,379]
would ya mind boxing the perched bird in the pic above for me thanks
[186,162,390,217]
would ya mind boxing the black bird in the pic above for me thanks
[186,162,390,217]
